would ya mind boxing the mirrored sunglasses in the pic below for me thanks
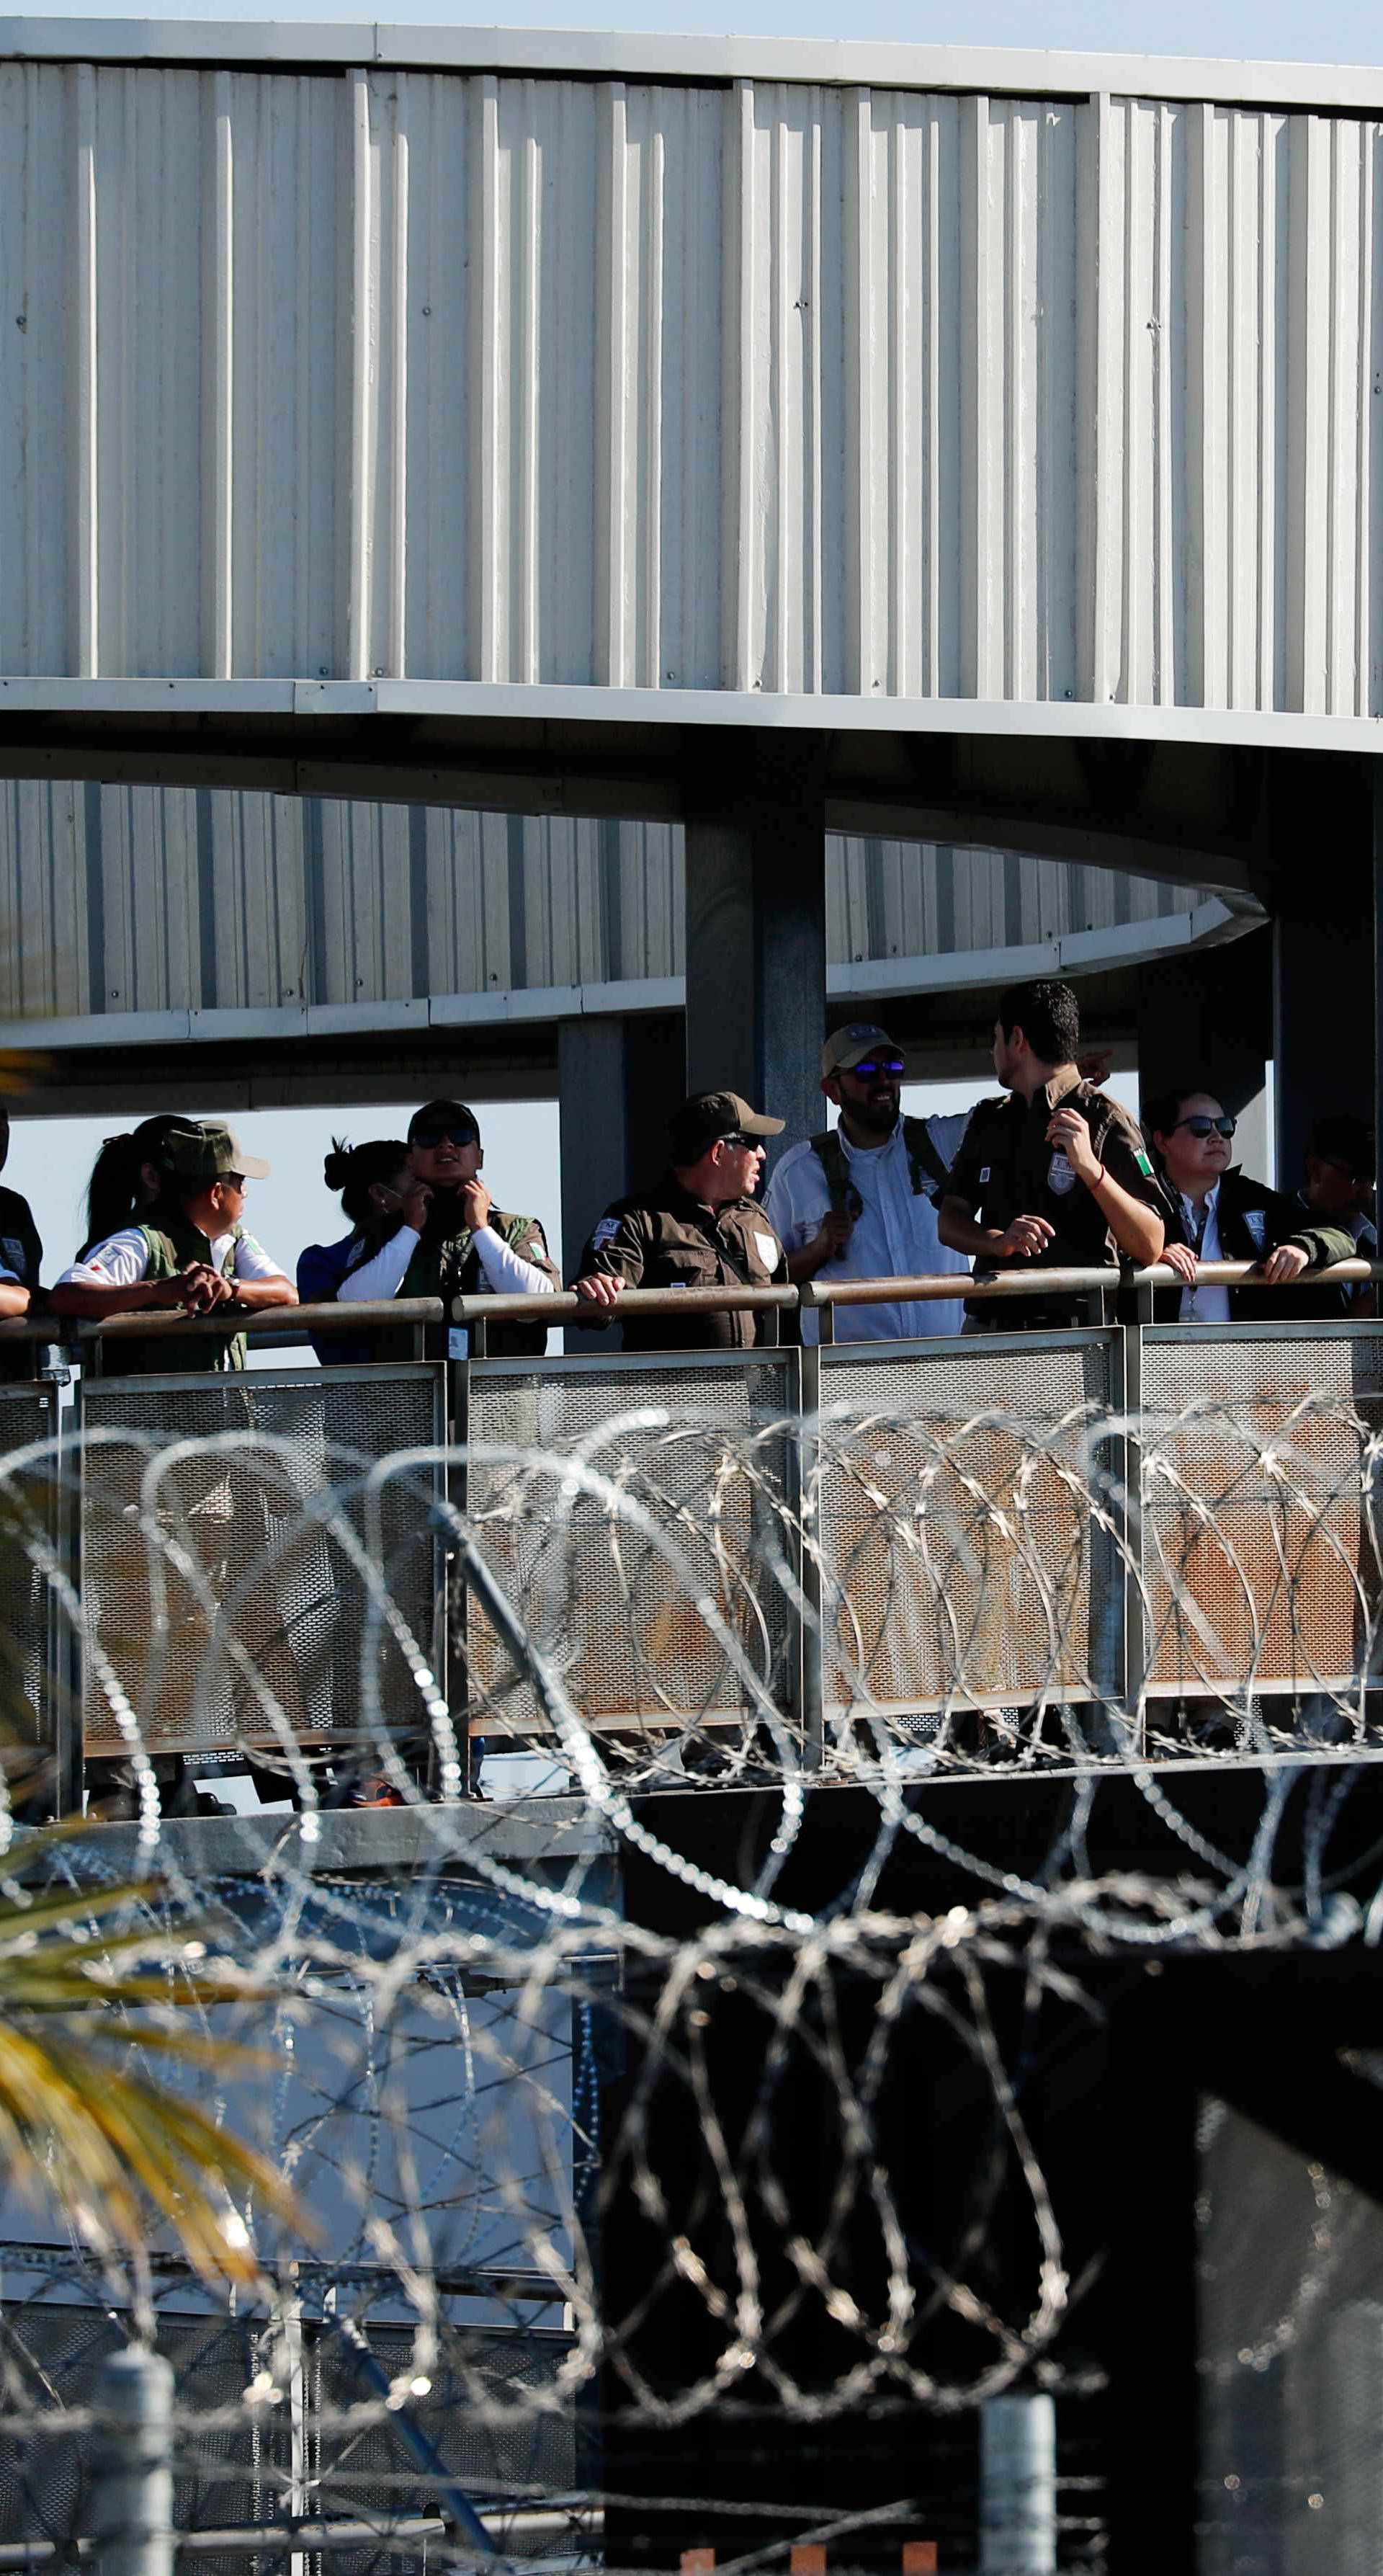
[846,1057,905,1080]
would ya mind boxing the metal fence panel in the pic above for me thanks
[1137,1324,1383,1700]
[76,1366,445,1760]
[814,1332,1122,1724]
[462,1352,797,1743]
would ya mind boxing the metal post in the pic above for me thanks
[89,2346,175,2576]
[979,2394,1056,2575]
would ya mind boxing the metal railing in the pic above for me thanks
[0,1267,1378,1799]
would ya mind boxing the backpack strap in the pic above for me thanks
[903,1115,950,1195]
[811,1118,950,1205]
[809,1129,853,1213]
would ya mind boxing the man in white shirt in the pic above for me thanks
[764,1024,970,1343]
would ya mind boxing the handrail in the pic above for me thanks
[452,1283,797,1323]
[74,1297,445,1343]
[454,1260,1383,1326]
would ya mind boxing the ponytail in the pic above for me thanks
[79,1111,189,1259]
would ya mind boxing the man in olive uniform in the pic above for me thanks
[938,979,1165,1327]
[337,1097,559,1356]
[572,1090,787,1352]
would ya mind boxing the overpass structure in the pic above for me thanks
[0,17,1377,1194]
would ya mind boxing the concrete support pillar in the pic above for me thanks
[1266,749,1375,1193]
[1137,924,1274,1182]
[558,1011,682,1347]
[683,734,828,1163]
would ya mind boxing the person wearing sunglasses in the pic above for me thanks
[1147,1089,1357,1322]
[336,1097,558,1356]
[938,979,1165,1328]
[572,1089,787,1352]
[763,1023,970,1342]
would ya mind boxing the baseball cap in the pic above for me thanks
[821,1024,907,1078]
[408,1098,481,1144]
[163,1120,271,1182]
[668,1089,784,1162]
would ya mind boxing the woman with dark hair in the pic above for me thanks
[77,1113,191,1261]
[297,1137,420,1365]
[1146,1086,1357,1321]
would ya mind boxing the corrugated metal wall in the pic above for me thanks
[0,61,1378,710]
[0,781,1198,1025]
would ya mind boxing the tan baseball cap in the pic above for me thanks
[668,1089,784,1161]
[821,1024,908,1078]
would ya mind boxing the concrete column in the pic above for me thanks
[558,1011,682,1347]
[1267,749,1374,1192]
[683,735,828,1164]
[1137,924,1274,1182]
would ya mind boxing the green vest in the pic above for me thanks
[400,1208,555,1356]
[133,1218,249,1374]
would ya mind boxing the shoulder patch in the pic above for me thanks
[753,1229,779,1270]
[591,1217,622,1249]
[1134,1148,1155,1179]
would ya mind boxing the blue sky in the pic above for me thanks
[13,0,1383,57]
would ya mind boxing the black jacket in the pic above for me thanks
[1152,1169,1357,1322]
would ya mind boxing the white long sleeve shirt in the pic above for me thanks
[764,1115,971,1344]
[58,1227,286,1288]
[1175,1185,1231,1322]
[337,1220,555,1358]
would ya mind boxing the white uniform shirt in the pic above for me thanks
[765,1114,971,1344]
[1176,1185,1230,1322]
[58,1227,286,1288]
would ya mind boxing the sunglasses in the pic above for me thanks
[1173,1115,1237,1139]
[846,1058,905,1080]
[717,1132,762,1151]
[411,1126,479,1150]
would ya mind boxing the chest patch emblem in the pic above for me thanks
[1047,1150,1077,1197]
[1243,1207,1267,1249]
[979,1166,991,1186]
[753,1231,777,1270]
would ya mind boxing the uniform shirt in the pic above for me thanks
[0,1185,40,1383]
[1173,1185,1230,1322]
[59,1226,286,1288]
[944,1066,1163,1326]
[573,1174,786,1352]
[1154,1169,1356,1323]
[765,1115,970,1343]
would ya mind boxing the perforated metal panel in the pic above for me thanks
[0,1383,58,1765]
[0,2301,573,2561]
[462,1355,796,1738]
[1138,1326,1383,1699]
[816,1334,1121,1718]
[1198,2096,1383,2574]
[78,1367,444,1758]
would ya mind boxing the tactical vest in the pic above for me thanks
[134,1217,249,1373]
[808,1116,950,1213]
[400,1208,552,1357]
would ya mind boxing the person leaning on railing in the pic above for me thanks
[936,979,1165,1329]
[336,1097,558,1358]
[571,1089,788,1352]
[297,1136,416,1364]
[1146,1089,1359,1322]
[50,1120,297,1370]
